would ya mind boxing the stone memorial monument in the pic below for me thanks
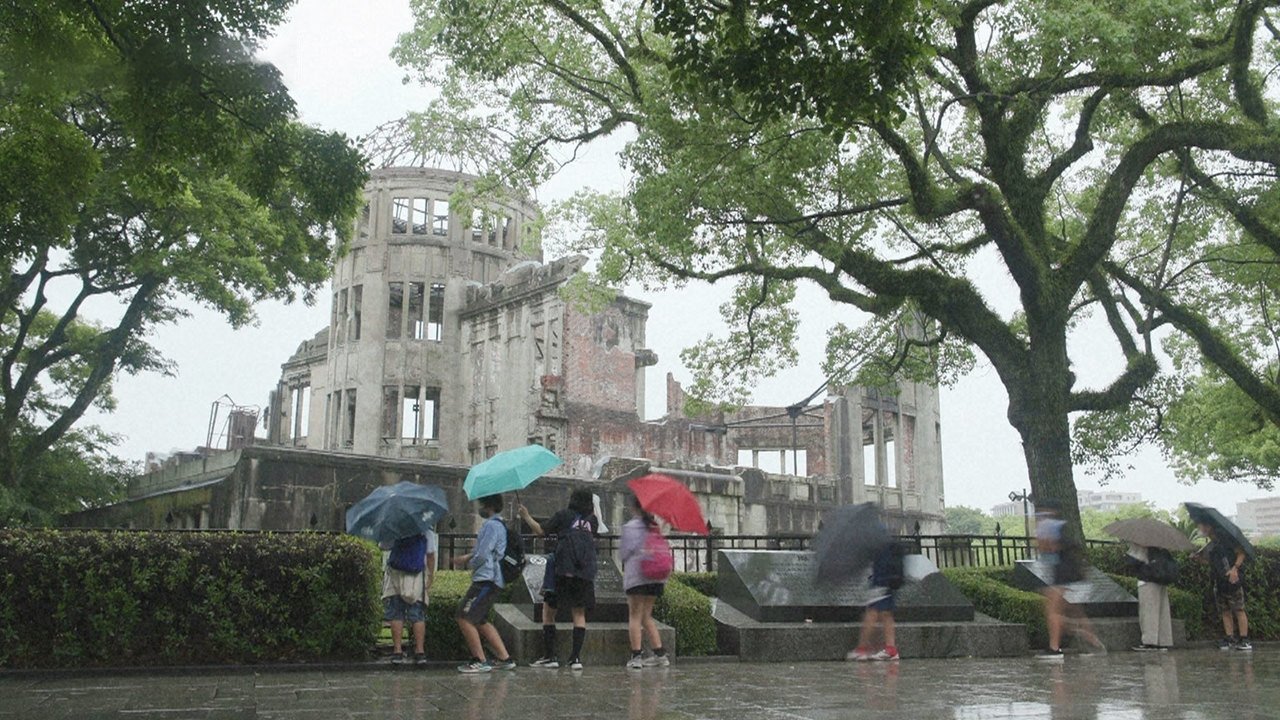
[716,550,974,622]
[1010,559,1138,616]
[517,554,628,622]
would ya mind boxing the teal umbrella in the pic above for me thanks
[464,444,563,500]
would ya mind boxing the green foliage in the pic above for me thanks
[655,578,717,656]
[1078,503,1177,541]
[396,0,1280,541]
[421,570,519,660]
[0,0,367,505]
[0,530,381,668]
[941,567,1048,648]
[670,572,717,598]
[943,506,1000,536]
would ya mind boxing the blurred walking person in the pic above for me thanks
[1035,499,1104,659]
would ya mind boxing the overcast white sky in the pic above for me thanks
[85,0,1278,516]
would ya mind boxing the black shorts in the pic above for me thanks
[458,581,500,626]
[545,575,595,610]
[626,583,665,597]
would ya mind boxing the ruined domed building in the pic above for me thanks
[68,168,946,537]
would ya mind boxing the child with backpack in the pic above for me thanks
[452,493,517,673]
[619,493,672,669]
[517,488,599,670]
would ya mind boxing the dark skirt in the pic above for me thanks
[545,575,595,610]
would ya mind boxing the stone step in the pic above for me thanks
[713,601,1029,661]
[492,603,677,666]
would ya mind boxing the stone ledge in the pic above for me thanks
[492,603,676,666]
[713,601,1028,662]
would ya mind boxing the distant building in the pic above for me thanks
[1236,497,1280,537]
[991,500,1032,518]
[1076,489,1142,512]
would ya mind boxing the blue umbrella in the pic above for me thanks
[346,482,448,545]
[464,444,562,500]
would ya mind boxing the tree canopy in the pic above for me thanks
[0,0,367,524]
[395,0,1280,534]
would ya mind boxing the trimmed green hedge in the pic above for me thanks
[941,567,1048,647]
[418,570,517,659]
[671,572,717,598]
[0,530,381,668]
[1087,545,1280,640]
[656,578,716,656]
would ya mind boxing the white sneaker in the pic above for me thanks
[569,658,584,671]
[530,657,559,668]
[642,654,670,667]
[626,655,644,669]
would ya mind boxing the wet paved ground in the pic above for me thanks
[0,649,1275,719]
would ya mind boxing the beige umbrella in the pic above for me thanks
[1103,517,1196,551]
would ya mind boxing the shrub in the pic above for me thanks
[671,572,717,597]
[655,578,717,656]
[941,566,1047,647]
[418,570,519,660]
[0,530,381,669]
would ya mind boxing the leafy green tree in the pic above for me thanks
[0,0,367,522]
[943,505,998,535]
[396,0,1280,537]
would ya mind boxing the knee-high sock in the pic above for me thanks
[571,626,586,661]
[542,624,556,658]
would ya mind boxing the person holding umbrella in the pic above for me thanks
[453,494,518,673]
[1104,517,1192,652]
[1188,503,1255,651]
[345,481,449,667]
[620,493,672,669]
[517,488,600,670]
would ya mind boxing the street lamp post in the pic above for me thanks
[1009,489,1033,539]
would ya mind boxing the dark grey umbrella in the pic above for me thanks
[1185,502,1256,559]
[1103,517,1196,552]
[812,503,890,583]
[346,482,448,545]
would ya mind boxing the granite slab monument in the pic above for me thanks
[518,554,628,622]
[1010,559,1138,617]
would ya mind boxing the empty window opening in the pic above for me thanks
[290,386,310,440]
[784,449,807,476]
[408,282,425,340]
[343,390,357,447]
[330,292,339,347]
[885,439,897,488]
[382,386,399,439]
[737,448,807,476]
[387,282,403,339]
[427,283,444,341]
[411,198,428,234]
[863,441,876,486]
[502,217,514,249]
[350,285,362,341]
[337,288,349,344]
[471,209,484,242]
[392,197,410,234]
[432,199,449,236]
[401,386,422,440]
[423,387,440,440]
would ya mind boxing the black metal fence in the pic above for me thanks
[435,532,1118,573]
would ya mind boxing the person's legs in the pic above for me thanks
[1138,583,1159,646]
[1156,585,1173,647]
[1221,610,1236,638]
[390,619,405,654]
[570,607,587,663]
[457,617,485,661]
[627,595,645,652]
[1236,610,1249,638]
[1044,587,1064,651]
[882,611,896,650]
[412,620,426,655]
[639,596,663,651]
[478,622,510,661]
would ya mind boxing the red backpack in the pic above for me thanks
[640,528,674,581]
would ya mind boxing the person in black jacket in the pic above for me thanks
[1125,543,1176,651]
[517,488,599,670]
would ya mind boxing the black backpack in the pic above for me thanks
[1138,548,1180,586]
[874,540,906,590]
[499,522,526,585]
[555,515,598,581]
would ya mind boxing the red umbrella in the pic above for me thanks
[627,474,709,535]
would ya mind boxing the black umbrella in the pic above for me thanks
[1185,502,1256,560]
[812,503,890,583]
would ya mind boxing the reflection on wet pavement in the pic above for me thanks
[0,649,1276,719]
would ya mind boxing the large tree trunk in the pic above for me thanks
[1005,321,1084,541]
